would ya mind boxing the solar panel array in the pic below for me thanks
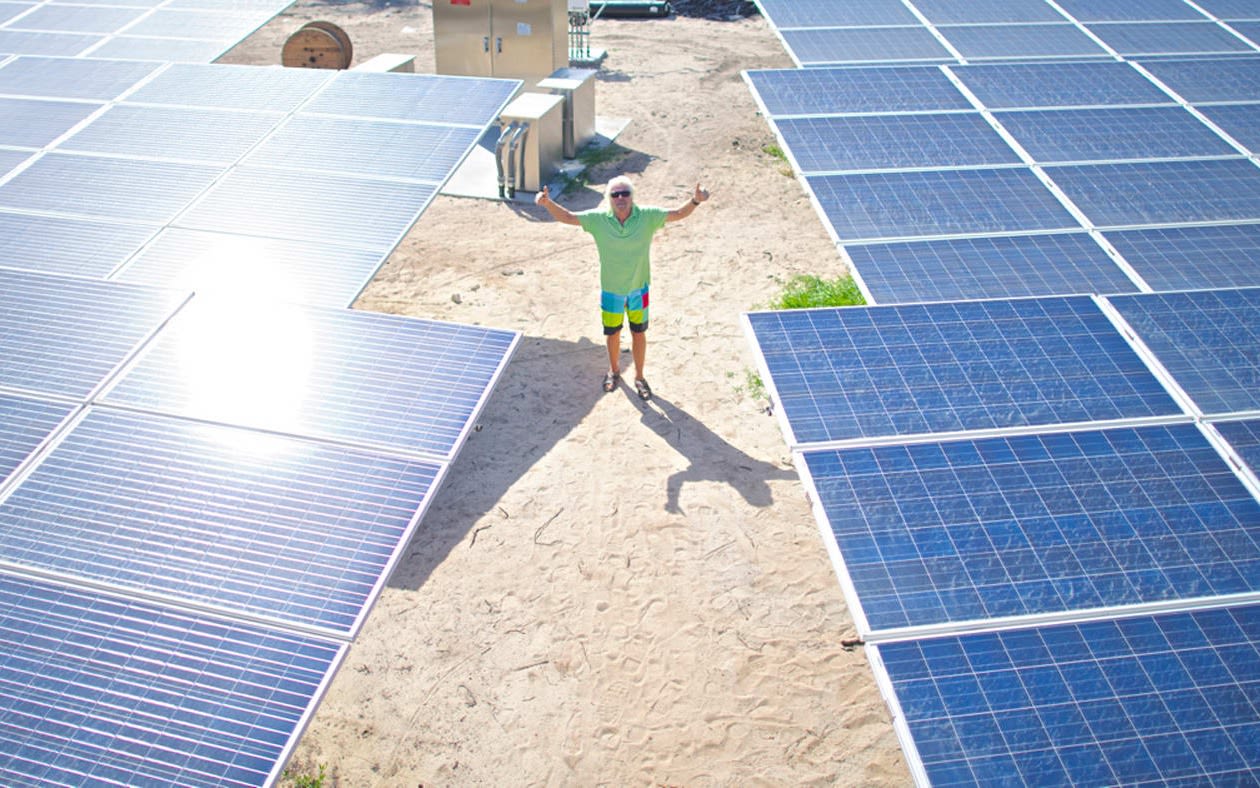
[0,52,523,786]
[745,2,1260,784]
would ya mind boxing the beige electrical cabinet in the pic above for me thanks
[433,0,568,82]
[537,67,596,158]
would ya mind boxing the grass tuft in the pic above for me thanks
[769,273,864,310]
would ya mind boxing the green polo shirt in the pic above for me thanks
[577,205,669,295]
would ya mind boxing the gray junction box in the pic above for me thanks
[537,67,597,158]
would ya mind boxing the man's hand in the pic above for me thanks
[693,184,710,204]
[535,186,551,206]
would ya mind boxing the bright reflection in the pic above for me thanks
[167,233,311,305]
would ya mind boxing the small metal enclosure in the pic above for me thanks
[537,67,597,158]
[499,92,565,193]
[433,0,569,82]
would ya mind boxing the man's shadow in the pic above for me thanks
[617,386,797,514]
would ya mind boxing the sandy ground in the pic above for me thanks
[222,4,906,785]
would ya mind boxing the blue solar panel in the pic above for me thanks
[1198,0,1260,19]
[57,105,282,164]
[0,407,443,636]
[0,147,27,177]
[995,106,1239,163]
[0,30,101,56]
[1047,158,1260,227]
[0,55,160,100]
[876,603,1260,785]
[940,23,1109,60]
[911,0,1067,24]
[114,228,385,308]
[744,66,971,117]
[1141,56,1260,102]
[301,72,520,125]
[0,393,72,485]
[1216,418,1260,474]
[801,422,1260,632]
[0,153,224,223]
[87,35,234,63]
[782,27,954,66]
[754,0,919,28]
[0,3,31,24]
[1109,287,1260,415]
[122,62,333,112]
[243,116,483,183]
[847,232,1139,303]
[10,4,146,33]
[774,113,1019,173]
[1230,21,1260,47]
[0,572,343,788]
[746,296,1177,444]
[0,269,185,399]
[1087,21,1256,56]
[807,168,1078,242]
[1198,103,1260,152]
[0,213,154,280]
[952,61,1175,108]
[1104,224,1260,290]
[102,300,519,459]
[173,166,436,252]
[0,96,98,148]
[1054,0,1210,22]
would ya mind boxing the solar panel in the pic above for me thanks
[745,296,1178,445]
[939,23,1109,60]
[0,571,344,788]
[0,54,160,99]
[1230,21,1260,48]
[744,65,971,117]
[781,27,954,66]
[951,61,1175,108]
[0,147,28,177]
[874,602,1260,785]
[993,106,1240,163]
[1140,55,1260,102]
[0,96,98,148]
[86,35,234,63]
[0,268,185,399]
[9,4,146,34]
[0,407,443,636]
[1197,0,1260,20]
[0,393,72,485]
[1109,287,1260,416]
[101,300,520,459]
[1103,224,1260,290]
[301,72,521,125]
[113,228,385,308]
[1215,418,1260,474]
[800,422,1260,634]
[0,153,224,223]
[1053,0,1210,22]
[910,0,1067,25]
[754,0,920,28]
[1198,102,1260,152]
[122,62,332,112]
[0,29,100,56]
[1086,21,1256,56]
[773,113,1019,173]
[56,104,282,164]
[1046,158,1260,227]
[0,212,155,279]
[846,232,1140,304]
[0,3,32,25]
[807,168,1078,242]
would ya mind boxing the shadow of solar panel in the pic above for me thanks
[0,96,99,148]
[1198,103,1260,153]
[1055,0,1210,21]
[1088,21,1256,55]
[1140,55,1260,102]
[745,65,971,116]
[0,572,343,788]
[775,113,1019,173]
[802,422,1260,634]
[847,232,1139,303]
[876,602,1260,785]
[0,408,444,636]
[1104,224,1260,290]
[1215,418,1260,475]
[57,104,282,164]
[101,300,519,460]
[0,269,185,399]
[1047,158,1260,227]
[1109,287,1260,416]
[746,295,1178,444]
[940,23,1110,60]
[0,54,160,98]
[782,27,954,66]
[755,0,919,28]
[952,60,1175,108]
[807,168,1078,242]
[995,106,1240,163]
[0,393,72,486]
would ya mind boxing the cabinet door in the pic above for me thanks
[489,0,556,80]
[434,0,493,76]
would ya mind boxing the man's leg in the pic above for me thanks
[631,329,646,381]
[606,328,622,374]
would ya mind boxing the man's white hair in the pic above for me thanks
[605,176,634,198]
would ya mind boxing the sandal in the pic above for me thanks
[602,371,620,393]
[634,377,652,401]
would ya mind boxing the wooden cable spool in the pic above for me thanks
[281,20,353,69]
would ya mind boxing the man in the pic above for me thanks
[534,175,709,400]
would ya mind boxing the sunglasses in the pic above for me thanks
[610,189,632,198]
